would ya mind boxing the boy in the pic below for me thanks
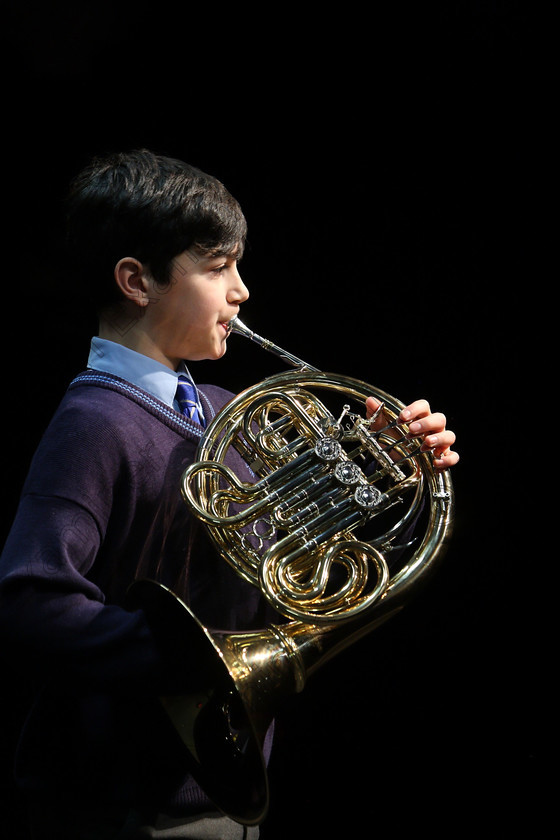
[0,150,458,839]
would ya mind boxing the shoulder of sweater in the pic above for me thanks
[24,374,202,495]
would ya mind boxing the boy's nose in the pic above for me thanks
[230,267,249,303]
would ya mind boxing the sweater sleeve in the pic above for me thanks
[0,398,171,695]
[0,495,167,693]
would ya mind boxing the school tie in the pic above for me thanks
[175,374,205,426]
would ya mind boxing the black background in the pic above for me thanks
[2,3,537,838]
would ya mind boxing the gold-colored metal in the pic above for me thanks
[127,317,454,826]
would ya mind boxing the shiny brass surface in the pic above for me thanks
[128,318,454,825]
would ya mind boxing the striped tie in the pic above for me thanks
[175,374,205,426]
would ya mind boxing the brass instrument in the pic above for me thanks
[127,317,454,825]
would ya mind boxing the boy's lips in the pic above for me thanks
[221,318,237,335]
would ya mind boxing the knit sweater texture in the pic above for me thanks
[0,371,274,815]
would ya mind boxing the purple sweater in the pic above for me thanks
[0,371,273,814]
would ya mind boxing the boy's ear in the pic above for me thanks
[114,257,150,306]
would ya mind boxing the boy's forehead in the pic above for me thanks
[184,242,244,263]
[210,240,245,259]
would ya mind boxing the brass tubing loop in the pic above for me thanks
[128,317,454,825]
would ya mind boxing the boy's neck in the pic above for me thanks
[98,309,178,371]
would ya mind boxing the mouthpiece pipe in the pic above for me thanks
[227,316,319,372]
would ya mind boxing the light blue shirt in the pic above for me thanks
[87,337,204,419]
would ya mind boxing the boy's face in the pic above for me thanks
[139,248,249,368]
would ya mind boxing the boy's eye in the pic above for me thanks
[212,260,237,274]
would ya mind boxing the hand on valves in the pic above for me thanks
[366,397,459,472]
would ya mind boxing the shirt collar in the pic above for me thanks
[87,337,190,409]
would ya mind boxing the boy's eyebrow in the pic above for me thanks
[197,240,244,261]
[181,246,243,266]
[210,248,244,262]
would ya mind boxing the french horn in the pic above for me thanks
[127,317,454,825]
